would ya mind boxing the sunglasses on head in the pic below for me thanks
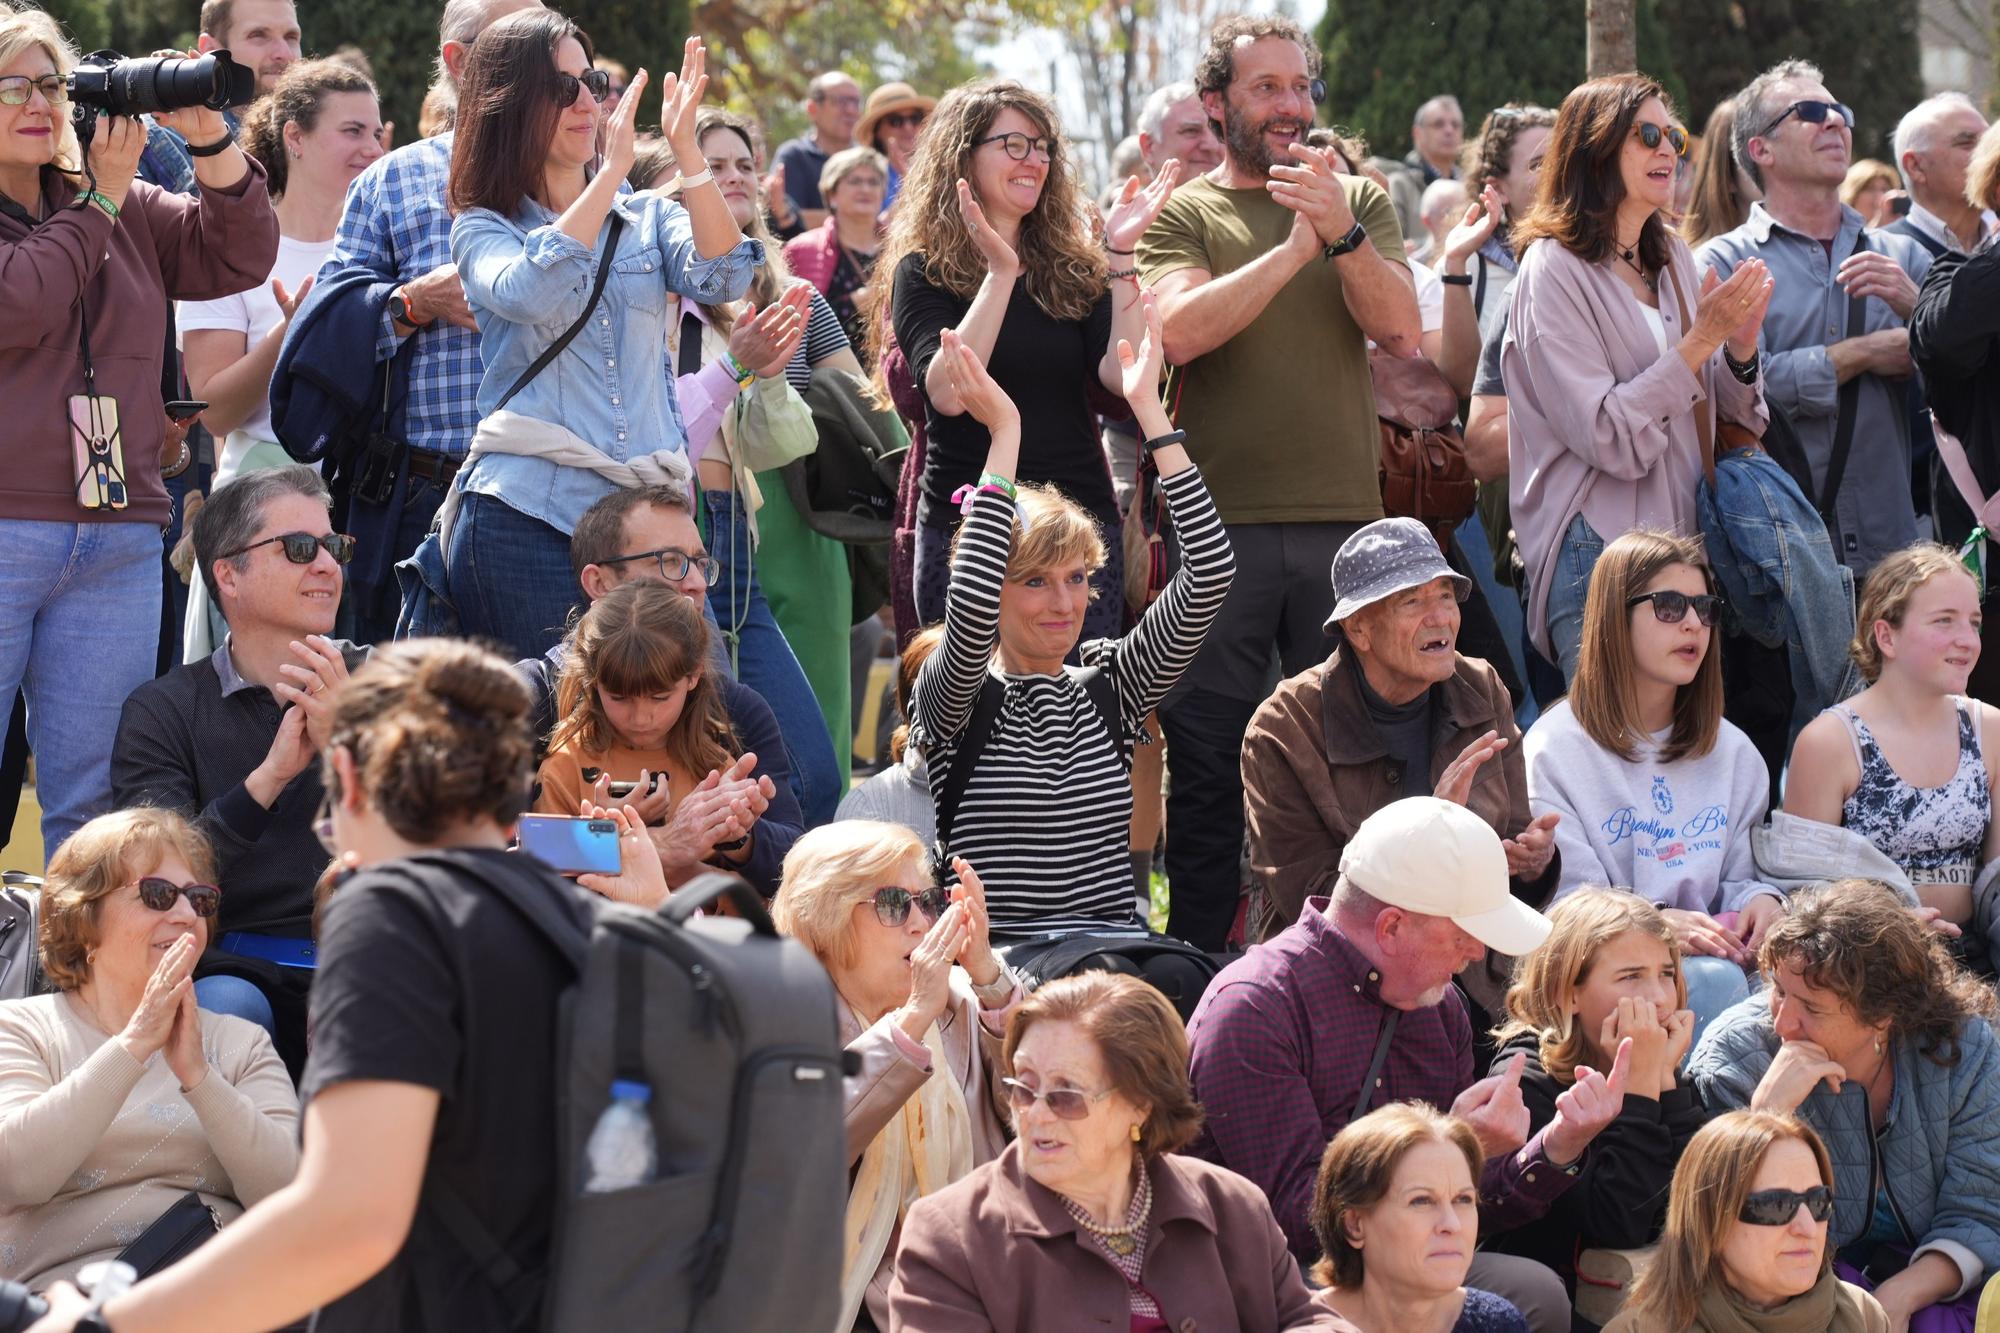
[869,885,949,927]
[1739,1185,1834,1226]
[216,531,356,566]
[556,67,613,108]
[1627,589,1724,627]
[1000,1076,1114,1120]
[1761,99,1854,139]
[1631,121,1689,157]
[136,876,222,918]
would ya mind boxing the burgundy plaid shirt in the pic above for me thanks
[1186,898,1575,1263]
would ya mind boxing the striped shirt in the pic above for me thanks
[912,466,1232,935]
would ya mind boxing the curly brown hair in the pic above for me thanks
[324,638,537,844]
[239,57,377,198]
[1191,13,1322,111]
[860,79,1106,377]
[1461,103,1556,208]
[1760,880,1999,1065]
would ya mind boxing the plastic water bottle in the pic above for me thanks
[584,1079,657,1192]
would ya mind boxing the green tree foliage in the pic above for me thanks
[29,0,110,52]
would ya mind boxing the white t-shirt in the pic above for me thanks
[179,233,333,482]
[1411,257,1444,334]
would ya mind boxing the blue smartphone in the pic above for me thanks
[516,815,621,876]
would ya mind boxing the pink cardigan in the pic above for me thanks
[1502,233,1767,656]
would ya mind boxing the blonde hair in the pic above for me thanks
[1310,1103,1484,1289]
[41,809,217,992]
[1622,1111,1833,1330]
[1839,158,1899,211]
[1850,542,1979,684]
[772,820,930,972]
[1968,120,2000,213]
[1493,890,1685,1083]
[820,144,889,203]
[948,482,1107,592]
[1570,530,1724,763]
[0,4,82,174]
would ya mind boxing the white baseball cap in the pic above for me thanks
[1337,797,1552,956]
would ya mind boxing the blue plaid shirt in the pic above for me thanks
[320,132,483,458]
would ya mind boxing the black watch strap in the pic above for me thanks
[1322,220,1368,261]
[1142,429,1187,452]
[186,130,234,157]
[1440,272,1474,286]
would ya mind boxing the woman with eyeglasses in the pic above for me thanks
[1777,546,1999,960]
[1523,531,1778,1033]
[441,11,759,662]
[1606,1110,1890,1332]
[1688,881,2000,1331]
[0,808,298,1292]
[770,820,1019,1331]
[1504,73,1771,680]
[0,6,277,858]
[869,77,1180,642]
[888,971,1343,1332]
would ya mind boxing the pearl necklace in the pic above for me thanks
[1066,1167,1153,1257]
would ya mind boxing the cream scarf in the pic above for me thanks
[839,1002,975,1332]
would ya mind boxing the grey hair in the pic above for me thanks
[1893,92,1981,188]
[193,464,332,605]
[1420,175,1466,227]
[1138,80,1197,142]
[1414,94,1463,130]
[1731,58,1828,191]
[429,0,525,131]
[1330,875,1390,926]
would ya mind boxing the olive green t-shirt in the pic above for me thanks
[1138,174,1406,524]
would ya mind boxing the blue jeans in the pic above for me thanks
[445,492,581,661]
[1682,954,1752,1048]
[193,974,278,1040]
[0,520,163,857]
[701,489,841,825]
[1543,513,1606,682]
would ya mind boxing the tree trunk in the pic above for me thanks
[1587,0,1638,77]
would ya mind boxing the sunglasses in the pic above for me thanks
[1000,1076,1114,1120]
[136,876,222,918]
[599,545,721,586]
[870,885,949,927]
[1627,589,1724,627]
[1739,1186,1834,1226]
[1761,99,1854,139]
[1631,121,1689,157]
[0,74,67,107]
[217,531,357,565]
[975,131,1056,163]
[556,67,613,108]
[881,110,926,130]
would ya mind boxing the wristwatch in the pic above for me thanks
[1322,220,1368,261]
[388,287,425,331]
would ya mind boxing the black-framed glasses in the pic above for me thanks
[217,531,356,566]
[1000,1077,1113,1120]
[1761,99,1854,139]
[1631,122,1689,157]
[975,131,1056,163]
[1739,1186,1834,1226]
[135,876,222,918]
[0,74,67,107]
[869,885,948,927]
[599,545,720,585]
[881,110,926,130]
[556,67,612,108]
[1627,589,1724,626]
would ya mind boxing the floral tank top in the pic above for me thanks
[1837,699,1989,889]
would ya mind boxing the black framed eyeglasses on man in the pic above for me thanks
[598,545,721,585]
[216,532,357,566]
[1760,99,1853,139]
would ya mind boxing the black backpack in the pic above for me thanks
[402,855,849,1332]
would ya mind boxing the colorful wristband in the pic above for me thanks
[951,482,1016,516]
[721,349,755,387]
[78,190,119,220]
[975,472,1018,500]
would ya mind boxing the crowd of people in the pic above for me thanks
[7,0,2000,1328]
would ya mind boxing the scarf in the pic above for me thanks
[839,1003,974,1332]
[1690,1271,1887,1333]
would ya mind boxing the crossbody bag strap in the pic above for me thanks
[494,213,626,415]
[1350,1008,1401,1123]
[934,675,1006,855]
[1817,229,1872,527]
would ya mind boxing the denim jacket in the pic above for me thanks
[450,187,762,535]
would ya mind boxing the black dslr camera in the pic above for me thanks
[66,48,254,118]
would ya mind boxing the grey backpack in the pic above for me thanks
[410,855,849,1332]
[0,875,45,1001]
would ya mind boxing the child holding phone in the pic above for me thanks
[535,580,801,893]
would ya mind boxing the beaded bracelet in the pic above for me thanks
[1108,267,1139,281]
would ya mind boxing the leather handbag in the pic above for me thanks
[1371,349,1476,538]
[115,1191,220,1279]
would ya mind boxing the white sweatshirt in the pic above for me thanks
[1524,698,1778,914]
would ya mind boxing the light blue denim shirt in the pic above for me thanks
[450,188,762,535]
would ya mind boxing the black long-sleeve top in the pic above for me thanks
[1911,243,2000,548]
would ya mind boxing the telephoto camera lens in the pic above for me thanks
[0,1280,49,1333]
[65,49,255,117]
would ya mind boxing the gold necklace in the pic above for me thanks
[1067,1169,1153,1257]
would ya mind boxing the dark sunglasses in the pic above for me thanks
[1000,1077,1113,1120]
[881,110,926,130]
[1631,121,1689,157]
[556,67,613,108]
[1739,1186,1834,1226]
[136,876,222,918]
[1761,99,1854,138]
[1627,589,1724,627]
[869,885,949,927]
[217,531,357,565]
